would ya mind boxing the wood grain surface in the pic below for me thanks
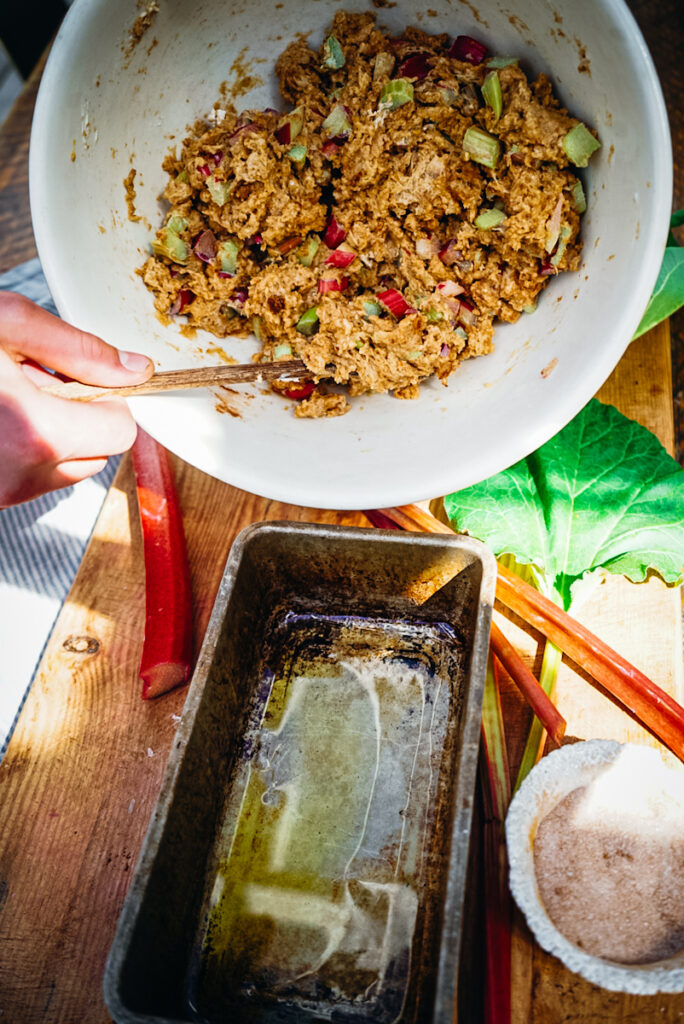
[0,6,682,1023]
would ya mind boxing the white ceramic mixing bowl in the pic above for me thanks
[29,0,671,509]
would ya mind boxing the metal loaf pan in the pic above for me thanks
[104,522,495,1024]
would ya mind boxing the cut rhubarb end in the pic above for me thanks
[132,430,194,701]
[141,661,191,700]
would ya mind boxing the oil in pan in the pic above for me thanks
[186,610,463,1022]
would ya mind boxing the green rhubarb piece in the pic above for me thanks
[362,299,383,316]
[486,55,518,68]
[206,175,233,206]
[295,307,320,336]
[373,51,395,80]
[152,216,188,263]
[379,78,414,111]
[355,339,364,350]
[550,224,572,267]
[454,326,468,340]
[322,34,345,70]
[219,239,239,275]
[523,301,537,314]
[482,71,502,122]
[475,207,506,229]
[288,144,308,168]
[427,308,443,322]
[562,122,601,167]
[277,106,304,142]
[407,350,422,360]
[297,235,320,267]
[274,343,293,359]
[167,215,187,234]
[322,103,352,137]
[571,179,587,214]
[176,169,188,183]
[462,126,500,169]
[252,315,264,342]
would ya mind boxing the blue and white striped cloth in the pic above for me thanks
[0,259,119,757]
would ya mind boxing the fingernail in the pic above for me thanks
[119,350,152,373]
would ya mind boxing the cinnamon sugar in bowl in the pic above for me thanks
[506,740,684,994]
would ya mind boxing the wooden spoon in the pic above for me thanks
[41,359,310,402]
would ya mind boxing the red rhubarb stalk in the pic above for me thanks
[495,564,684,762]
[480,655,512,1024]
[131,429,193,699]
[374,503,684,764]
[489,621,566,747]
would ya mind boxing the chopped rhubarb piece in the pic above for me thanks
[571,180,587,214]
[298,235,320,267]
[318,276,349,293]
[475,207,506,229]
[168,288,194,315]
[206,175,232,206]
[482,70,502,122]
[377,288,416,318]
[379,78,414,111]
[323,214,346,248]
[283,380,316,400]
[449,34,488,64]
[438,239,462,266]
[197,163,211,177]
[562,122,601,167]
[458,296,477,326]
[397,52,432,80]
[275,106,303,145]
[193,229,218,263]
[436,279,464,297]
[325,247,356,268]
[463,126,500,168]
[296,306,320,335]
[322,103,352,139]
[131,429,193,699]
[287,143,307,168]
[322,34,345,69]
[415,236,441,258]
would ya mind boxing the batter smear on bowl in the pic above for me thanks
[140,11,600,417]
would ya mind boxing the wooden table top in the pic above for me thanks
[0,6,682,1021]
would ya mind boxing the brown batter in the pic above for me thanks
[140,12,598,416]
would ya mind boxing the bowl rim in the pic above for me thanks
[28,0,674,510]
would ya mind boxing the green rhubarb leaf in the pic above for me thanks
[633,209,684,338]
[444,398,684,610]
[633,245,684,339]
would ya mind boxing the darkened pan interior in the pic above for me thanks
[104,522,495,1023]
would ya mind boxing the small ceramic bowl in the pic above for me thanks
[29,0,671,508]
[506,740,684,994]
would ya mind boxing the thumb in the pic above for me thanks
[0,292,154,386]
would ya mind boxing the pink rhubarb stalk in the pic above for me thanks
[131,429,194,699]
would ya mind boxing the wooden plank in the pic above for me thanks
[0,323,680,1023]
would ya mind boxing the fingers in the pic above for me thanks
[0,291,154,385]
[0,456,110,508]
[0,349,139,506]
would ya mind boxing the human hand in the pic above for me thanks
[0,291,154,507]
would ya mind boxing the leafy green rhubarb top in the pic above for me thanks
[444,399,684,610]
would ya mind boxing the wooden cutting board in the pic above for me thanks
[0,18,682,1021]
[0,322,681,1023]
